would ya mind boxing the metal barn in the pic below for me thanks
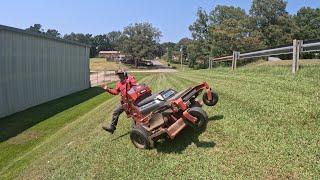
[0,25,90,118]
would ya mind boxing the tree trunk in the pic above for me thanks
[135,58,138,68]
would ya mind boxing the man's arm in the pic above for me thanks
[101,84,120,95]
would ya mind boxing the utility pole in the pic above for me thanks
[180,45,183,70]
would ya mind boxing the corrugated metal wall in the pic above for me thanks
[0,25,90,118]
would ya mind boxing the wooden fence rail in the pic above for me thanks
[209,39,320,73]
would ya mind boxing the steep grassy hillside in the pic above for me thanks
[1,65,319,179]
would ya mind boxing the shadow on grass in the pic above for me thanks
[109,114,224,153]
[0,87,105,142]
[155,128,216,153]
[155,114,224,153]
[208,114,224,121]
[111,131,130,141]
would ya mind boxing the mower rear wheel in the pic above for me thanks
[130,125,154,149]
[186,107,208,132]
[203,91,219,107]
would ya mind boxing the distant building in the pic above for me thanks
[98,51,124,60]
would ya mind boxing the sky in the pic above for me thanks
[0,0,319,43]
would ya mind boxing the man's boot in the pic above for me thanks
[102,124,116,134]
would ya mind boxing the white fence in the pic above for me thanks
[209,39,320,73]
[90,71,118,87]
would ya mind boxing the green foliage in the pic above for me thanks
[249,0,298,46]
[294,7,320,40]
[189,8,210,41]
[209,5,265,56]
[26,24,61,38]
[45,29,61,38]
[210,5,246,25]
[176,38,191,60]
[92,34,111,53]
[106,31,123,50]
[25,24,43,33]
[121,22,162,67]
[25,23,163,59]
[187,1,320,68]
[250,0,287,27]
[0,73,147,179]
[188,8,211,68]
[63,33,97,57]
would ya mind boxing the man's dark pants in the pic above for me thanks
[110,104,124,128]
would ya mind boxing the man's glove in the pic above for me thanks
[101,84,108,90]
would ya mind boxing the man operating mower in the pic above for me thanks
[101,69,137,134]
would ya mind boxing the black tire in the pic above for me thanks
[203,91,219,107]
[130,125,154,149]
[185,107,208,132]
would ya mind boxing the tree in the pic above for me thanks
[189,8,211,68]
[106,31,123,50]
[209,5,264,56]
[250,0,287,28]
[294,7,320,40]
[189,8,210,41]
[93,34,111,54]
[45,29,61,38]
[176,38,191,61]
[262,14,299,46]
[210,5,246,25]
[249,0,297,46]
[63,33,95,57]
[161,42,176,53]
[187,41,199,68]
[26,24,61,38]
[154,43,164,58]
[177,38,191,46]
[25,24,43,34]
[121,22,162,67]
[63,33,93,44]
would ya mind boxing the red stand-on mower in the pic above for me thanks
[123,82,218,149]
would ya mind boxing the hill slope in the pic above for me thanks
[1,65,319,179]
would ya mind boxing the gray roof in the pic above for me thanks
[0,24,91,47]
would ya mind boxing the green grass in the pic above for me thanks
[0,72,147,179]
[90,58,133,71]
[0,65,319,179]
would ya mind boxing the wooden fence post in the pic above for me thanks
[292,39,302,74]
[232,51,240,70]
[96,72,99,85]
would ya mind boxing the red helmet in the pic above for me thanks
[115,69,127,81]
[115,69,127,76]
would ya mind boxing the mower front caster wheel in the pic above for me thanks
[203,91,219,107]
[130,125,154,149]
